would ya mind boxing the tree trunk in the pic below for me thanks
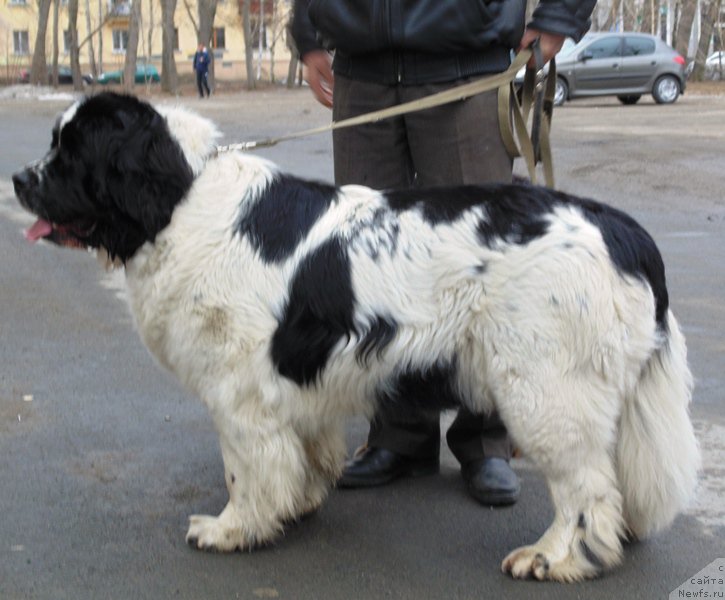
[241,0,255,89]
[51,0,59,87]
[161,0,179,93]
[640,0,654,34]
[98,0,104,75]
[675,0,697,58]
[603,0,622,30]
[198,0,218,89]
[123,0,142,91]
[269,0,277,83]
[68,0,83,91]
[692,0,722,79]
[286,23,298,88]
[622,0,636,31]
[30,0,53,85]
[85,0,98,81]
[148,0,155,66]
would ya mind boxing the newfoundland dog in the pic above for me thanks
[12,92,699,581]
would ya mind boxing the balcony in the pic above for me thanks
[107,0,131,22]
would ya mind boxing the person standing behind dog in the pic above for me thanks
[291,0,595,506]
[193,43,211,98]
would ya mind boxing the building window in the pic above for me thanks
[9,0,28,5]
[13,31,30,55]
[173,27,179,51]
[63,30,71,54]
[112,29,129,53]
[212,27,225,50]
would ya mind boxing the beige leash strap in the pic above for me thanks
[217,47,556,188]
[217,49,532,151]
[497,42,556,187]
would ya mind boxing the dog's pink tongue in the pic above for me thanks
[25,219,53,242]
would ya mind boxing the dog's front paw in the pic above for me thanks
[502,545,553,580]
[501,544,599,582]
[186,513,246,553]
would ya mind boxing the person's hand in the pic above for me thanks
[302,50,334,108]
[518,29,566,67]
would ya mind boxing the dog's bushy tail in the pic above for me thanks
[616,310,700,539]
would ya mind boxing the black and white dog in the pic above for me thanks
[13,92,699,582]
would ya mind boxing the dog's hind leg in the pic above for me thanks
[186,411,309,552]
[496,373,626,581]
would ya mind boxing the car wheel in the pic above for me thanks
[652,75,680,104]
[617,94,641,105]
[554,77,568,107]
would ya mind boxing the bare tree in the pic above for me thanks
[603,0,622,31]
[51,0,60,86]
[68,0,84,91]
[241,0,256,89]
[161,0,179,93]
[675,0,697,58]
[197,0,218,48]
[147,0,155,66]
[692,0,723,79]
[183,0,218,89]
[123,0,142,91]
[200,0,219,87]
[640,0,655,34]
[98,0,104,75]
[30,0,53,85]
[268,0,277,82]
[622,0,637,30]
[85,0,98,81]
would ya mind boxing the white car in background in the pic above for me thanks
[705,51,724,79]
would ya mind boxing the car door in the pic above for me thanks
[571,35,623,94]
[619,35,657,91]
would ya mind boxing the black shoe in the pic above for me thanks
[462,457,520,506]
[337,446,439,488]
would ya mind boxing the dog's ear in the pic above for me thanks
[104,108,195,240]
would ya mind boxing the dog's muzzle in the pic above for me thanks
[12,168,39,205]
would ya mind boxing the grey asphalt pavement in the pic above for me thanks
[0,86,723,600]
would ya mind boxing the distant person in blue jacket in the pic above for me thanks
[193,44,211,98]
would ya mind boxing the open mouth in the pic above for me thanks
[25,218,96,249]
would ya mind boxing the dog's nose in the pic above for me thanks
[12,170,38,196]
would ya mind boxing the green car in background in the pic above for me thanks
[96,63,160,85]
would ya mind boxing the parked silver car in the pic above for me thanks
[553,32,687,106]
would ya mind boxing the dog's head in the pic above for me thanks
[13,92,219,263]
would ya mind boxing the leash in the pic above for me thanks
[498,43,557,187]
[217,45,556,187]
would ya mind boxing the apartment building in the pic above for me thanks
[1,0,292,83]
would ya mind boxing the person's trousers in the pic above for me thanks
[332,74,514,465]
[196,71,210,97]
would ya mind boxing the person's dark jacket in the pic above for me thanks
[193,49,210,74]
[291,0,596,84]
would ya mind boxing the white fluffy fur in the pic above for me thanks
[68,104,705,581]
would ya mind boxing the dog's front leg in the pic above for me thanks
[186,412,308,552]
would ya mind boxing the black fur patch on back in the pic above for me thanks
[236,174,337,263]
[386,183,669,329]
[271,238,355,385]
[384,184,552,245]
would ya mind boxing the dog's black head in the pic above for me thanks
[13,92,203,262]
